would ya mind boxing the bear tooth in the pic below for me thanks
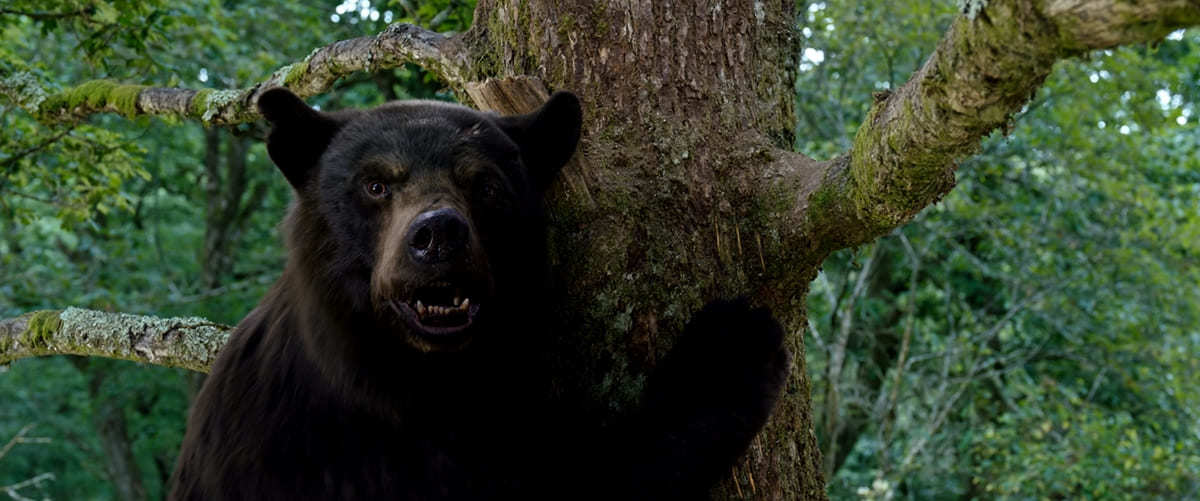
[453,296,461,306]
[461,298,470,309]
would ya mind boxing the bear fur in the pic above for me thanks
[168,88,790,500]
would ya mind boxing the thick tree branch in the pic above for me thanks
[0,23,470,125]
[790,0,1200,251]
[0,309,228,372]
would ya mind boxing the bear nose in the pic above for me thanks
[406,208,469,264]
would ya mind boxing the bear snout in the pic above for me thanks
[406,207,470,264]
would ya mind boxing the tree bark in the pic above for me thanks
[456,2,829,498]
[0,309,228,373]
[0,23,471,125]
[3,1,1200,499]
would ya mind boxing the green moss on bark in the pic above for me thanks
[22,310,62,349]
[284,61,309,85]
[190,89,213,117]
[556,14,575,45]
[37,80,146,118]
[589,2,608,32]
[73,80,116,107]
[108,84,146,116]
[474,0,535,79]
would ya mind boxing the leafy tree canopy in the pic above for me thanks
[1,1,1196,499]
[800,2,1200,499]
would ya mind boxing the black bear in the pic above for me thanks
[169,87,789,500]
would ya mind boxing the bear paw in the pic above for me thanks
[648,297,791,420]
[620,298,791,497]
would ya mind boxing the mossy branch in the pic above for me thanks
[0,309,229,373]
[0,23,470,125]
[794,0,1200,251]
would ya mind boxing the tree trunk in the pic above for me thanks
[464,2,826,499]
[201,127,264,289]
[93,402,147,501]
[6,1,1198,499]
[72,360,147,501]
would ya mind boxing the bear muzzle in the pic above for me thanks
[405,207,469,265]
[371,205,493,350]
[382,272,489,345]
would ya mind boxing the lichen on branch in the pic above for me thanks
[0,308,229,373]
[794,0,1200,251]
[0,23,471,125]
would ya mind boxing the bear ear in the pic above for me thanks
[257,88,349,190]
[494,91,582,192]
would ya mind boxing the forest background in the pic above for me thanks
[1,1,1197,499]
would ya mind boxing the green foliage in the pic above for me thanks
[1,1,471,498]
[0,116,148,224]
[801,2,1200,499]
[971,394,1200,499]
[2,0,1197,499]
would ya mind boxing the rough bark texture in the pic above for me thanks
[4,1,1200,499]
[0,23,470,125]
[461,2,824,498]
[0,309,228,372]
[800,0,1200,250]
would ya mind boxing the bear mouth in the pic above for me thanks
[389,281,482,339]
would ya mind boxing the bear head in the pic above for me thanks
[257,88,581,354]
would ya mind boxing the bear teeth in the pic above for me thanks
[413,298,471,319]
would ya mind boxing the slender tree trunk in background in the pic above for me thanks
[93,402,147,501]
[819,246,877,483]
[201,127,264,290]
[69,359,147,501]
[465,2,826,498]
[8,2,1197,499]
[813,241,911,481]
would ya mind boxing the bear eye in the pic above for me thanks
[364,181,390,199]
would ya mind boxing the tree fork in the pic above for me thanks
[796,0,1200,250]
[461,2,825,498]
[3,1,1200,500]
